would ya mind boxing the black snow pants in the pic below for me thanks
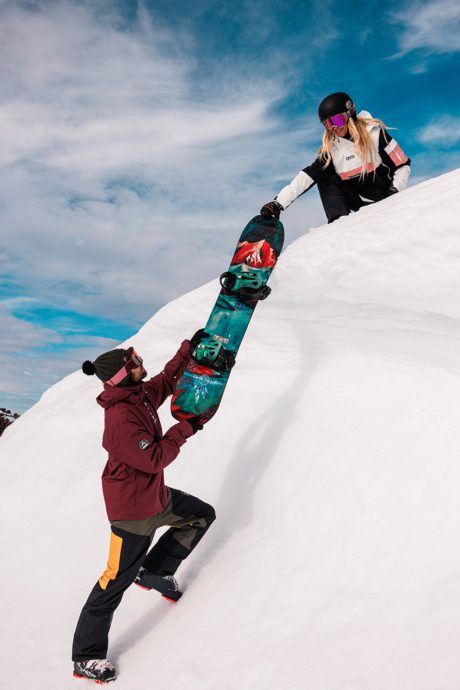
[316,174,372,224]
[72,487,215,662]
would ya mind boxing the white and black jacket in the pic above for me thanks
[276,111,411,210]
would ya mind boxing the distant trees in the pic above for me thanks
[0,408,20,437]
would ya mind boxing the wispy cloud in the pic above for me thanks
[0,302,120,413]
[0,0,326,410]
[391,0,460,56]
[416,115,460,147]
[0,3,261,301]
[0,0,295,318]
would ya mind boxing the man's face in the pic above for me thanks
[124,355,148,383]
[131,363,148,383]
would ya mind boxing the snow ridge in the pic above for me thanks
[2,168,460,690]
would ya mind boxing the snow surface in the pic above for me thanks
[2,168,460,689]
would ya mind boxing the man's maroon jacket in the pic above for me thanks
[96,340,194,521]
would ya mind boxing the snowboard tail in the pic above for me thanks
[171,215,284,423]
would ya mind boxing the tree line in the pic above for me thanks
[0,408,20,437]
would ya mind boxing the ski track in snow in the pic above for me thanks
[2,168,460,689]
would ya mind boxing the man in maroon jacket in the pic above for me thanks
[72,335,215,684]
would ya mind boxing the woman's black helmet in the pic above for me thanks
[318,92,356,123]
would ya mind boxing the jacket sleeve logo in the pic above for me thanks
[139,439,150,450]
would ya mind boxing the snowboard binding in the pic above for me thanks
[191,339,236,372]
[220,271,271,302]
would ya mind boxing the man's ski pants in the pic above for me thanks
[72,487,215,662]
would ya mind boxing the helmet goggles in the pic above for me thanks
[322,103,356,131]
[105,348,143,387]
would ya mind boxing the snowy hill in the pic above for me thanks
[2,168,460,690]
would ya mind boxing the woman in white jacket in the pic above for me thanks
[261,92,411,224]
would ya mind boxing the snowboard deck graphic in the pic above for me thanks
[171,215,284,424]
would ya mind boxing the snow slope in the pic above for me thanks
[2,168,460,690]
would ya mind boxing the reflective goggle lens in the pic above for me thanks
[322,104,356,131]
[323,113,348,130]
[131,350,143,366]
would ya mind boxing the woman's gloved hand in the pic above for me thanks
[260,201,283,219]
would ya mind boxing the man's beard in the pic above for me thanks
[129,369,148,386]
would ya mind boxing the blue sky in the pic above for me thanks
[1,0,460,413]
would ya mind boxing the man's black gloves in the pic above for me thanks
[260,200,283,220]
[387,186,398,195]
[188,416,204,434]
[190,329,209,350]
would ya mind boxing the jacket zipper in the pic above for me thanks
[143,400,160,437]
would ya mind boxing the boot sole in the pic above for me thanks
[133,581,181,602]
[161,594,181,603]
[73,672,115,684]
[133,582,151,592]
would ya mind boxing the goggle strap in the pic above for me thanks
[105,358,137,387]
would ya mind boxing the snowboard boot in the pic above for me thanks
[73,659,116,684]
[134,567,182,602]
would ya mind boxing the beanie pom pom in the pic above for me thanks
[82,360,96,376]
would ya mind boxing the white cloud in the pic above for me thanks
[0,1,275,172]
[0,0,318,316]
[417,115,460,146]
[0,302,120,413]
[0,302,61,353]
[392,0,460,55]
[0,0,325,411]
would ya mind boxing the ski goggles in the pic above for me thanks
[105,348,143,387]
[321,103,356,131]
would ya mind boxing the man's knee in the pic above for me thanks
[202,502,216,526]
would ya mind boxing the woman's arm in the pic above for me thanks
[275,169,316,210]
[261,166,318,218]
[379,130,411,192]
[392,164,411,192]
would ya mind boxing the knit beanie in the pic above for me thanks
[82,348,132,387]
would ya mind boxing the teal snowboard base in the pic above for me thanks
[171,215,284,424]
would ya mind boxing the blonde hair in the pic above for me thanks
[318,116,394,180]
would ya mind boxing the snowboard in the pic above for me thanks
[171,214,284,424]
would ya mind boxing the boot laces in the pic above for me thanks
[85,659,114,672]
[164,575,180,591]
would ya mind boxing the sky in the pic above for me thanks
[1,0,460,414]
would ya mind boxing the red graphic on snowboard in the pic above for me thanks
[231,239,276,269]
